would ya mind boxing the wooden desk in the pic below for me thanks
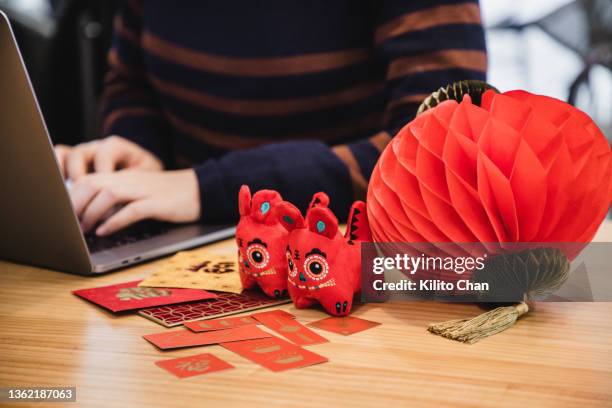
[1,223,611,408]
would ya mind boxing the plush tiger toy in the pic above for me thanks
[274,198,371,315]
[236,185,328,299]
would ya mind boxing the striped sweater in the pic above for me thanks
[100,0,487,222]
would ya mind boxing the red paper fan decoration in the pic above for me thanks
[368,89,612,253]
[367,84,612,343]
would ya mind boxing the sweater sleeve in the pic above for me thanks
[98,0,172,163]
[330,0,488,201]
[195,0,487,223]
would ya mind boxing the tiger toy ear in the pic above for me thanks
[308,192,330,210]
[273,201,305,232]
[345,201,371,243]
[238,185,252,217]
[250,189,283,224]
[306,206,338,239]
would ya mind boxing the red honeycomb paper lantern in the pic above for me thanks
[368,90,612,255]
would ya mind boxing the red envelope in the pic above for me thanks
[221,337,328,372]
[249,309,295,321]
[252,312,328,346]
[155,353,233,378]
[144,325,271,350]
[307,316,381,336]
[184,316,257,332]
[73,280,217,312]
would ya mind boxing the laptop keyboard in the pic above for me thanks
[85,220,171,253]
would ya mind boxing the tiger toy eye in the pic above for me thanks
[309,261,322,275]
[252,250,263,263]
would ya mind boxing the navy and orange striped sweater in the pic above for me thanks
[100,0,487,222]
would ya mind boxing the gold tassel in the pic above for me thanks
[427,248,569,344]
[427,302,529,344]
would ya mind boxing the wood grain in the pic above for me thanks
[0,222,611,408]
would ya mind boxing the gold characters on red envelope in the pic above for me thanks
[116,287,171,301]
[175,360,210,373]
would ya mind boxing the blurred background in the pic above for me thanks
[1,0,611,146]
[482,0,612,141]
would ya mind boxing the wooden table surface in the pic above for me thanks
[1,222,611,408]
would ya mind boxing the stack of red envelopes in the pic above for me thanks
[73,280,381,378]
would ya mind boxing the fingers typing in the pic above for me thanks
[54,145,71,178]
[66,142,98,180]
[80,188,125,232]
[96,200,154,236]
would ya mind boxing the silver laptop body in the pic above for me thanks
[0,11,234,274]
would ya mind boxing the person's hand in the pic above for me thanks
[54,136,163,179]
[71,169,201,235]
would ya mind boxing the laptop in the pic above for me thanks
[0,11,235,274]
